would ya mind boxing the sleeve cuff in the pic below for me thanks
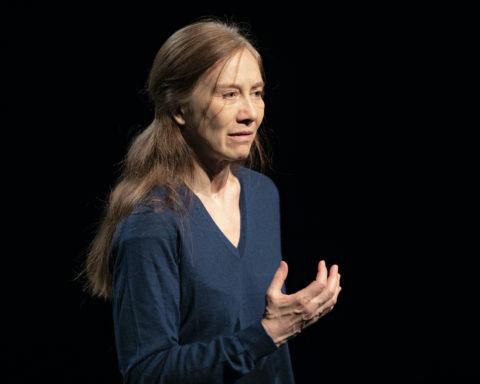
[236,320,279,361]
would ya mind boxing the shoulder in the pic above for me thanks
[237,165,280,200]
[108,187,188,272]
[113,186,183,246]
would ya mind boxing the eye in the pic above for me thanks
[223,91,238,99]
[253,90,265,98]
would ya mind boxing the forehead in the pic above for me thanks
[199,49,263,91]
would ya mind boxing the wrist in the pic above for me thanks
[261,318,282,348]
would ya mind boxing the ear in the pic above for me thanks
[173,108,186,126]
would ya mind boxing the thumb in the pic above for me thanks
[268,260,288,294]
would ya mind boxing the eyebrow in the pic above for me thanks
[215,81,265,90]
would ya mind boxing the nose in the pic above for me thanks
[237,95,258,126]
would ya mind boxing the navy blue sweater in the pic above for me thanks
[109,166,296,383]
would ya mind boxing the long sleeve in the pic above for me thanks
[111,234,279,384]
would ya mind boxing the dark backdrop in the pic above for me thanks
[4,3,477,383]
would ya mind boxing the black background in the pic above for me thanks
[4,3,477,383]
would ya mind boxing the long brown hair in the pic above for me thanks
[78,19,271,300]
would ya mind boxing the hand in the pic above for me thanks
[261,260,342,347]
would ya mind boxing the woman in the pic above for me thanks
[83,19,341,383]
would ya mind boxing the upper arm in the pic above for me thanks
[112,234,181,377]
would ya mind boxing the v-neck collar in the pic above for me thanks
[191,167,247,258]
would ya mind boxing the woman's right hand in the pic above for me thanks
[261,260,341,347]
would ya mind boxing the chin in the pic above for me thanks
[225,153,247,162]
[222,145,252,161]
[235,148,252,159]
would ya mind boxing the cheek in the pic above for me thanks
[254,100,265,117]
[257,106,265,121]
[195,118,229,148]
[205,110,234,133]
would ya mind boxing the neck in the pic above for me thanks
[187,158,238,199]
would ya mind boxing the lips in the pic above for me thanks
[227,130,254,143]
[228,131,253,136]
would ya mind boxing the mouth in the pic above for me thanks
[227,131,254,142]
[228,130,254,137]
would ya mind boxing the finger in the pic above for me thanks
[332,283,341,302]
[303,314,320,328]
[323,305,335,315]
[304,302,335,327]
[311,265,339,306]
[318,283,341,313]
[316,260,328,285]
[295,264,339,302]
[326,265,339,293]
[295,275,328,303]
[267,260,289,295]
[329,264,339,278]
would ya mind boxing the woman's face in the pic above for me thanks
[177,48,265,165]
